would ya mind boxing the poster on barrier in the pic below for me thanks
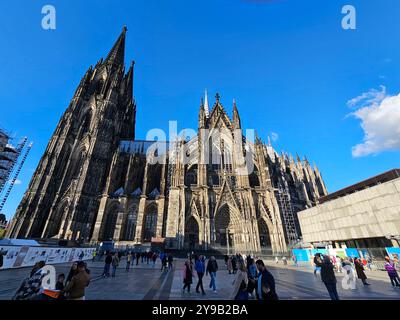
[0,246,19,269]
[292,249,309,262]
[386,247,400,260]
[12,246,30,268]
[345,248,360,259]
[0,246,95,270]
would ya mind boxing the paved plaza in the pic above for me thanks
[1,258,400,300]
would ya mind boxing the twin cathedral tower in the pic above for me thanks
[7,28,327,254]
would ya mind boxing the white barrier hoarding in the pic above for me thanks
[0,245,96,270]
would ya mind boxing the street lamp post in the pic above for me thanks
[226,228,229,256]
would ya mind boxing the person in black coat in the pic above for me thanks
[231,255,238,274]
[182,260,193,293]
[354,258,370,285]
[0,250,3,268]
[320,255,339,300]
[255,260,278,300]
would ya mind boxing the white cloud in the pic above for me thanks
[348,86,400,157]
[270,132,279,142]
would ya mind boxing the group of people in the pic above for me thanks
[12,260,90,300]
[312,253,379,300]
[181,253,278,300]
[101,250,174,277]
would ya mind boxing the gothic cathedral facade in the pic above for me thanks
[7,28,327,254]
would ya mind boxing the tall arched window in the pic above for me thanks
[123,205,137,241]
[142,204,158,242]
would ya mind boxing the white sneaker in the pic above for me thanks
[213,290,217,293]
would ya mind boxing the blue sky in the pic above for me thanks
[1,0,399,220]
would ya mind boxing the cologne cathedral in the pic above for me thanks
[7,28,327,254]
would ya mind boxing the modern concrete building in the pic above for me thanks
[298,169,400,249]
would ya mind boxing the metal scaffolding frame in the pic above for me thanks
[277,183,298,247]
[0,141,33,212]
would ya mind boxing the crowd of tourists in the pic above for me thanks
[180,253,278,300]
[99,250,174,277]
[310,253,400,300]
[8,247,400,301]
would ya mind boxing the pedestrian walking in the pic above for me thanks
[136,252,140,265]
[182,260,193,294]
[224,255,229,268]
[168,254,174,269]
[0,249,4,268]
[126,252,132,271]
[247,258,257,298]
[162,254,168,271]
[230,260,248,300]
[384,256,400,287]
[282,256,287,265]
[227,256,233,274]
[152,252,157,267]
[255,260,278,300]
[62,261,90,300]
[232,255,238,274]
[111,252,120,277]
[92,250,97,262]
[354,258,370,286]
[102,252,112,277]
[195,255,206,295]
[321,255,339,300]
[206,256,219,293]
[275,256,279,264]
[335,256,343,273]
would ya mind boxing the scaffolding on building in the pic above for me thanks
[0,140,33,212]
[0,137,27,194]
[277,183,299,247]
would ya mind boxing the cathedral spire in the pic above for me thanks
[232,99,241,129]
[125,60,135,99]
[204,89,210,118]
[105,26,127,67]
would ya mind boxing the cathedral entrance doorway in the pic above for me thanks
[258,217,273,254]
[214,204,243,253]
[184,216,199,250]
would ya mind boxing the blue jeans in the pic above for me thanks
[209,272,216,291]
[112,265,117,277]
[103,263,111,277]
